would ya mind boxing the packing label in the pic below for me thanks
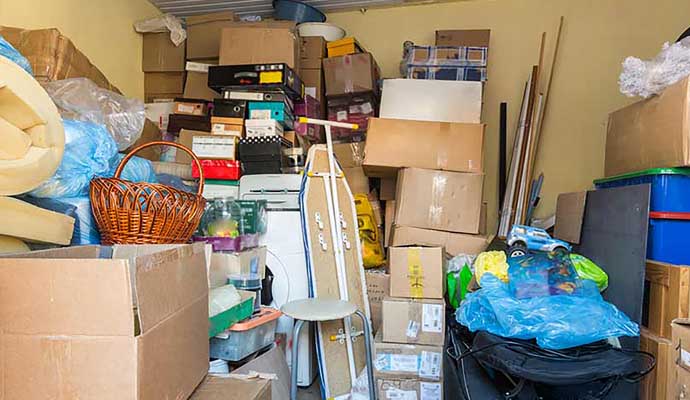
[192,136,236,158]
[682,348,690,368]
[360,101,374,114]
[385,389,418,400]
[177,104,196,114]
[336,110,348,121]
[422,304,443,333]
[419,351,442,380]
[420,382,442,400]
[250,110,272,120]
[406,320,420,338]
[389,354,419,373]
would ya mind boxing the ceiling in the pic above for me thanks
[149,0,435,18]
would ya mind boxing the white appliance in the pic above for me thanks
[239,174,317,387]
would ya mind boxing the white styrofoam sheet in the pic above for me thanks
[379,79,483,124]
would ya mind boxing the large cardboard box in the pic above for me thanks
[209,246,267,288]
[380,177,397,201]
[435,29,491,47]
[0,26,119,92]
[363,118,485,177]
[299,68,324,103]
[374,333,443,382]
[301,36,327,60]
[395,168,484,234]
[391,225,492,257]
[186,11,238,60]
[219,26,300,69]
[669,319,690,399]
[606,77,690,176]
[0,244,209,399]
[189,375,272,400]
[644,260,690,340]
[365,270,390,334]
[142,32,185,72]
[380,79,482,124]
[184,61,219,101]
[145,71,186,98]
[640,328,671,400]
[233,345,290,400]
[333,141,365,168]
[344,166,370,194]
[382,297,445,346]
[377,377,443,400]
[323,53,380,97]
[384,200,396,247]
[388,246,445,299]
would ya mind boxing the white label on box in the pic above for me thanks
[305,87,317,98]
[385,389,418,400]
[390,355,419,373]
[186,61,213,72]
[336,110,348,121]
[211,124,242,137]
[361,101,374,114]
[375,354,388,371]
[422,304,443,333]
[230,92,263,101]
[178,104,196,114]
[192,136,236,159]
[682,348,690,368]
[349,104,360,113]
[420,382,441,400]
[406,320,420,338]
[419,351,441,380]
[250,110,272,120]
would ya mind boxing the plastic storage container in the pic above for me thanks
[228,273,262,313]
[209,307,282,361]
[594,168,690,212]
[327,37,363,57]
[647,211,690,265]
[192,159,241,180]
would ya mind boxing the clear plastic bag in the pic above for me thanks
[570,253,608,292]
[42,78,145,150]
[456,274,639,350]
[0,35,32,74]
[619,37,690,98]
[508,252,581,299]
[133,14,186,46]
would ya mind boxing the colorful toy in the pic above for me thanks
[506,224,572,258]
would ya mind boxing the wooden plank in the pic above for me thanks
[644,260,690,339]
[640,328,672,400]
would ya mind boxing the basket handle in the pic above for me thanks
[115,140,205,196]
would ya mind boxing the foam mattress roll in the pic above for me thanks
[0,55,64,195]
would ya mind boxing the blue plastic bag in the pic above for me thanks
[109,153,158,184]
[0,35,32,74]
[456,274,639,350]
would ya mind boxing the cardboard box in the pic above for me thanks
[233,345,290,400]
[374,332,443,381]
[209,246,268,288]
[175,99,209,116]
[365,270,390,334]
[126,119,163,162]
[643,260,690,339]
[363,118,485,177]
[323,53,380,97]
[299,68,324,103]
[178,129,212,163]
[380,79,483,124]
[395,168,484,234]
[211,116,244,137]
[186,11,238,60]
[333,142,366,168]
[380,177,397,200]
[142,32,185,72]
[670,319,690,399]
[382,297,445,346]
[219,26,300,70]
[189,375,271,400]
[554,191,587,244]
[0,26,119,92]
[606,76,690,176]
[344,166,370,194]
[391,225,492,257]
[640,328,672,400]
[0,244,209,399]
[301,36,327,60]
[145,71,186,95]
[435,29,491,47]
[184,61,219,101]
[377,378,443,400]
[388,246,445,299]
[385,200,396,247]
[146,93,183,103]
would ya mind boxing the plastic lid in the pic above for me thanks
[594,167,690,184]
[228,273,262,289]
[649,211,690,221]
[229,307,282,331]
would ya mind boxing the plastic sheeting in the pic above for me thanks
[619,37,690,98]
[133,14,186,46]
[0,35,32,74]
[43,78,145,150]
[456,274,639,350]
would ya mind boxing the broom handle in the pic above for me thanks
[114,141,205,196]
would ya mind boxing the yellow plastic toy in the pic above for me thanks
[475,250,509,285]
[354,194,385,268]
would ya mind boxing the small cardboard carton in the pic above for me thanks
[380,177,397,201]
[323,53,380,97]
[178,129,233,163]
[209,246,268,289]
[301,36,327,60]
[186,11,238,60]
[184,62,220,101]
[670,318,690,399]
[344,166,370,195]
[374,332,444,382]
[219,26,300,70]
[363,118,485,177]
[365,270,390,334]
[377,377,443,400]
[189,375,272,400]
[395,168,484,234]
[233,344,291,400]
[382,297,445,346]
[0,244,209,399]
[388,246,445,299]
[299,67,325,103]
[145,71,186,97]
[142,32,186,72]
[391,225,492,257]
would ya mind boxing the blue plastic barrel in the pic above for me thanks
[594,168,690,212]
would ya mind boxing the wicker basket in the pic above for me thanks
[90,141,206,244]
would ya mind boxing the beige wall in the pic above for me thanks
[328,0,690,232]
[0,0,160,98]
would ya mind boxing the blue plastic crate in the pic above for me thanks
[647,212,690,265]
[594,168,690,212]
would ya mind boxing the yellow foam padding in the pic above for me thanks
[0,235,30,254]
[0,196,74,245]
[0,55,64,195]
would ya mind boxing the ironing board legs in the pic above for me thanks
[291,319,307,400]
[355,310,377,400]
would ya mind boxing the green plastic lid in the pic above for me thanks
[206,179,240,186]
[594,167,690,185]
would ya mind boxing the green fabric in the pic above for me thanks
[570,253,608,291]
[594,167,690,184]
